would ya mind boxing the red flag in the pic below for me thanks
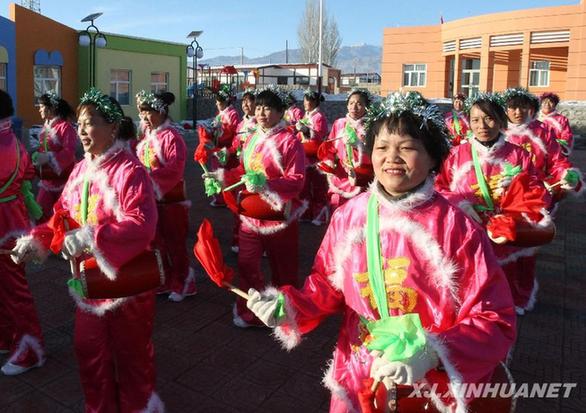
[357,378,388,413]
[193,142,208,164]
[47,210,80,254]
[193,219,235,288]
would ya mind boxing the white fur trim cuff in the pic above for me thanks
[270,287,302,351]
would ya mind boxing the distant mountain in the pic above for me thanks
[200,44,381,74]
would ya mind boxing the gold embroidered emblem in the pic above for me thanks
[73,194,100,226]
[471,173,503,204]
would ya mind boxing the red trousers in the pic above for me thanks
[235,221,299,323]
[0,239,44,367]
[502,255,537,310]
[74,292,161,413]
[300,166,329,221]
[156,203,196,295]
[36,186,62,224]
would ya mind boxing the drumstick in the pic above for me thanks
[0,249,15,256]
[222,282,250,300]
[223,179,245,192]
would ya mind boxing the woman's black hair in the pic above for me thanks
[506,95,532,110]
[242,91,256,102]
[365,112,450,174]
[118,116,137,141]
[138,92,175,118]
[346,90,370,107]
[470,98,508,131]
[0,90,14,119]
[255,90,286,112]
[304,91,324,106]
[39,93,75,120]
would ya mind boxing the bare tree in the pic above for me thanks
[297,0,342,66]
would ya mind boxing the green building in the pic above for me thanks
[78,33,188,121]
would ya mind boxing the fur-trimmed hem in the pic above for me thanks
[268,287,302,351]
[322,360,359,413]
[258,188,285,211]
[70,289,128,316]
[239,200,308,235]
[151,180,163,201]
[17,234,49,263]
[524,278,539,311]
[425,333,468,413]
[141,391,165,413]
[327,174,363,199]
[497,247,537,266]
[46,152,63,176]
[0,229,28,249]
[7,334,45,365]
[181,267,196,296]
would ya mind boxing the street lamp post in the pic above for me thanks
[186,31,203,127]
[78,13,107,88]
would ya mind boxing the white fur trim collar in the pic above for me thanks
[370,177,435,212]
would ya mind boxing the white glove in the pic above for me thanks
[370,347,439,386]
[34,152,51,166]
[560,178,577,191]
[202,170,221,180]
[62,228,91,259]
[244,178,265,193]
[487,229,508,245]
[11,237,38,264]
[246,288,282,328]
[460,203,482,224]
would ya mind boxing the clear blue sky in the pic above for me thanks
[0,0,577,58]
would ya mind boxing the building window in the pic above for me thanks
[461,59,480,98]
[277,76,288,85]
[294,75,310,85]
[110,70,131,105]
[0,63,6,91]
[34,65,61,98]
[529,61,550,87]
[402,64,426,87]
[151,72,169,92]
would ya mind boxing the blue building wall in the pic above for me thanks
[0,15,16,110]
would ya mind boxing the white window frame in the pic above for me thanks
[402,64,426,87]
[110,69,132,105]
[0,63,6,91]
[461,59,480,98]
[151,72,169,93]
[33,65,61,98]
[529,60,550,87]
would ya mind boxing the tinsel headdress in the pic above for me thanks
[502,87,538,105]
[80,88,123,123]
[465,92,506,112]
[348,87,373,104]
[303,88,323,101]
[44,90,60,108]
[136,90,167,114]
[257,85,291,107]
[364,91,448,139]
[216,84,234,102]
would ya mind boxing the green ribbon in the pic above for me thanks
[364,313,427,362]
[21,180,43,220]
[557,139,569,149]
[502,162,522,178]
[345,123,359,169]
[471,143,494,212]
[204,177,222,196]
[274,293,286,321]
[564,169,580,186]
[366,194,389,319]
[215,148,228,165]
[452,110,462,136]
[31,151,39,165]
[67,278,86,298]
[143,144,152,172]
[0,139,20,199]
[243,131,261,172]
[80,176,90,225]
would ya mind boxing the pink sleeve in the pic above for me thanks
[543,129,572,182]
[93,164,158,273]
[51,123,77,173]
[309,112,328,142]
[149,131,186,198]
[264,138,306,203]
[433,228,516,385]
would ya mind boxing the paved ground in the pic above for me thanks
[0,133,585,412]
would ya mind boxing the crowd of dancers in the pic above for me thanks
[0,83,582,412]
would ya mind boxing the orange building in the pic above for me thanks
[382,0,586,100]
[9,4,78,127]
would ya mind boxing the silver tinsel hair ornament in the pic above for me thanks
[257,85,291,108]
[44,90,60,108]
[502,87,538,106]
[364,91,448,139]
[464,91,506,112]
[80,87,123,123]
[135,90,167,114]
[348,87,373,104]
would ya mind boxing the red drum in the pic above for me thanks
[508,220,555,247]
[37,163,74,180]
[317,161,337,175]
[302,141,320,158]
[79,250,165,299]
[354,164,374,188]
[160,180,187,203]
[386,362,514,412]
[237,191,287,220]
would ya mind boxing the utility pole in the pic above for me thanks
[286,40,289,63]
[317,0,323,93]
[240,47,244,65]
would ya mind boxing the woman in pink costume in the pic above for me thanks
[321,88,372,210]
[12,89,164,412]
[503,87,581,199]
[444,92,470,145]
[243,91,516,412]
[538,92,574,156]
[204,87,306,328]
[436,93,553,315]
[0,90,45,376]
[137,91,196,302]
[284,92,304,126]
[33,92,78,222]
